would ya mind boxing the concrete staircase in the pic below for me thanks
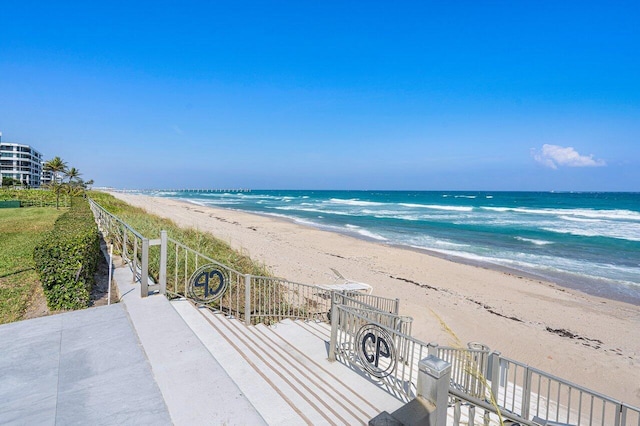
[171,298,405,425]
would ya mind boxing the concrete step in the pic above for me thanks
[170,299,306,425]
[171,299,406,425]
[289,318,332,341]
[181,302,352,424]
[111,276,265,426]
[260,320,405,416]
[250,322,380,420]
[200,309,366,425]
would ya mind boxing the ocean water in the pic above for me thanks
[143,190,640,305]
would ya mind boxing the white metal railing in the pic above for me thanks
[89,199,151,291]
[247,276,333,324]
[165,236,245,317]
[430,342,491,400]
[328,304,430,401]
[332,292,412,336]
[489,353,640,426]
[328,303,640,426]
[339,291,400,314]
[428,344,640,426]
[165,233,374,324]
[167,236,334,324]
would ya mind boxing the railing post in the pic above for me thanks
[394,297,400,314]
[489,351,501,403]
[244,274,251,326]
[120,225,131,262]
[454,400,461,425]
[328,289,337,325]
[417,355,452,426]
[328,293,339,362]
[130,233,136,283]
[141,237,149,297]
[521,366,532,419]
[428,342,439,356]
[617,404,624,426]
[159,230,167,295]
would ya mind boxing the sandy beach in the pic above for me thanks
[109,191,640,405]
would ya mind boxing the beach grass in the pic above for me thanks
[88,191,270,277]
[0,207,64,324]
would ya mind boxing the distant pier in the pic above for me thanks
[152,189,251,193]
[113,188,252,193]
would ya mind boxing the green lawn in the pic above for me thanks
[0,207,64,324]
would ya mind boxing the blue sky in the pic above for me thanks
[1,1,638,191]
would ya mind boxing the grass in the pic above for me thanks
[88,191,270,277]
[0,207,65,324]
[88,191,279,322]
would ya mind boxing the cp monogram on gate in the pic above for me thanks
[356,324,397,378]
[188,264,229,303]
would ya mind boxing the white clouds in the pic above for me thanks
[533,144,606,169]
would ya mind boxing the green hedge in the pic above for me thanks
[33,197,100,310]
[0,188,70,208]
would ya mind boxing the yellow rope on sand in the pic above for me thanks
[429,309,505,426]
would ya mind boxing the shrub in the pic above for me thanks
[33,197,100,310]
[0,188,70,208]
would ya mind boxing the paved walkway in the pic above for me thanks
[0,258,264,425]
[0,304,171,425]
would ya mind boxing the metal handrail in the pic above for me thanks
[429,343,491,400]
[423,344,640,426]
[333,292,413,337]
[89,199,147,289]
[89,199,144,240]
[164,237,337,324]
[334,291,400,315]
[492,354,640,426]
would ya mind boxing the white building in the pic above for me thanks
[0,133,44,188]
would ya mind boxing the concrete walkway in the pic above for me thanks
[0,260,264,425]
[0,304,171,425]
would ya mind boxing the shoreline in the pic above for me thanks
[106,191,640,405]
[390,241,640,306]
[186,196,640,306]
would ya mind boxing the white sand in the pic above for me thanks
[109,192,640,405]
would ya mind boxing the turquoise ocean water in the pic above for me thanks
[142,190,640,304]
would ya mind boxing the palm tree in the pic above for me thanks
[64,167,87,196]
[65,167,82,182]
[66,167,81,183]
[43,157,68,209]
[44,156,67,184]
